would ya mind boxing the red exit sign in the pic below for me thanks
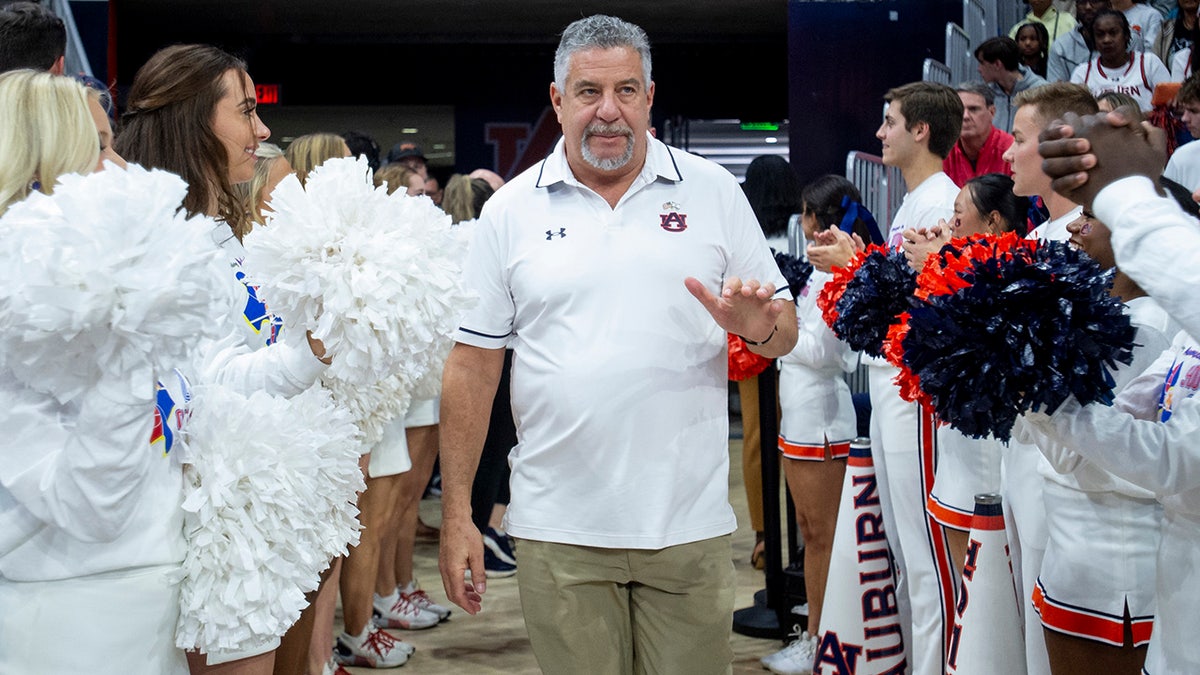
[256,84,280,105]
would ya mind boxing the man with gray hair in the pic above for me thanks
[943,81,1014,187]
[438,13,797,674]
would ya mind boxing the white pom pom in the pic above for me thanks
[242,156,477,434]
[0,163,237,403]
[173,383,365,656]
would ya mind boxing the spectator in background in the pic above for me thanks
[1049,0,1113,82]
[943,82,1014,187]
[386,142,428,179]
[235,142,293,226]
[424,174,443,206]
[1164,74,1200,190]
[468,167,506,192]
[1010,0,1078,49]
[1017,21,1053,77]
[442,174,496,224]
[1096,89,1144,114]
[1155,0,1199,65]
[1070,9,1171,111]
[1112,0,1163,53]
[0,1,65,74]
[374,163,426,196]
[285,133,351,186]
[342,130,381,173]
[736,154,798,570]
[977,36,1049,133]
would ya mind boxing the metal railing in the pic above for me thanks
[945,22,973,85]
[46,0,92,77]
[845,150,906,239]
[963,0,988,52]
[995,0,1026,39]
[923,58,953,85]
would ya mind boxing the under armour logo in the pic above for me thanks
[546,228,567,240]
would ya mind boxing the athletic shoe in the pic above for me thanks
[373,591,440,630]
[483,546,517,578]
[333,627,412,668]
[401,582,451,622]
[762,629,818,675]
[483,527,517,565]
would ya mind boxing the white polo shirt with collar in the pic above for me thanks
[455,134,787,549]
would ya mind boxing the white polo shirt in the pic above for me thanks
[456,135,787,549]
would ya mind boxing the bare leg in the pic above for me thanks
[188,651,274,675]
[1043,606,1147,675]
[780,444,846,634]
[390,424,439,588]
[944,527,969,581]
[339,474,400,637]
[374,475,405,597]
[273,559,338,675]
[306,559,340,675]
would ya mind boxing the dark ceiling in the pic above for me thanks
[115,0,787,44]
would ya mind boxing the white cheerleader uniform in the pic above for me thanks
[777,269,858,460]
[1029,297,1177,647]
[868,171,960,675]
[0,370,192,675]
[1025,176,1200,673]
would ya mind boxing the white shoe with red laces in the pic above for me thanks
[400,581,451,622]
[372,590,440,630]
[333,626,412,668]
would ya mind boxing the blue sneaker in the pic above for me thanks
[482,546,517,578]
[483,527,517,565]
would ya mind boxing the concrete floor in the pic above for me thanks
[337,432,792,674]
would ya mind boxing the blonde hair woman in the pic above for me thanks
[236,142,292,225]
[0,69,97,214]
[373,162,424,196]
[285,133,350,186]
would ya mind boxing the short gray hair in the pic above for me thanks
[956,81,995,107]
[554,15,652,90]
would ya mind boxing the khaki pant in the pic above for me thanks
[515,535,735,675]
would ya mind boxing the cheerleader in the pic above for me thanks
[902,174,1029,576]
[1021,116,1200,670]
[0,70,195,675]
[1071,10,1171,112]
[760,175,863,675]
[115,45,336,674]
[1021,210,1177,675]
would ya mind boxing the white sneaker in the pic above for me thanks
[401,581,451,622]
[373,590,440,630]
[765,630,818,675]
[333,626,412,668]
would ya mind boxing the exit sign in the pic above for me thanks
[256,84,280,105]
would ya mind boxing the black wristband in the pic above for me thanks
[739,325,777,346]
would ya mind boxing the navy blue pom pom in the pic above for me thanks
[901,239,1136,441]
[831,248,916,358]
[773,249,814,301]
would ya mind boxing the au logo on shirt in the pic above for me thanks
[546,227,567,240]
[660,211,688,232]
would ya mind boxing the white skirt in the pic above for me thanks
[1034,481,1160,647]
[0,564,188,675]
